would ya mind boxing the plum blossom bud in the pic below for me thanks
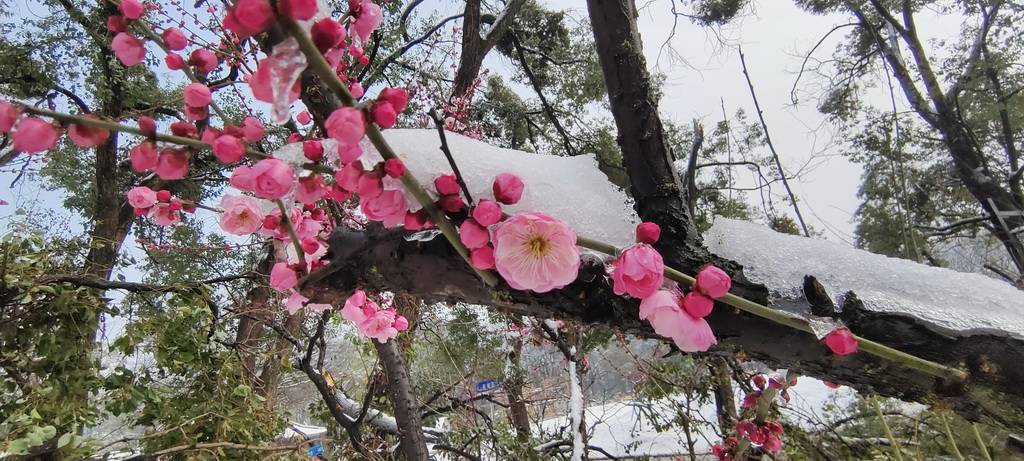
[189,49,218,73]
[459,219,489,249]
[371,101,397,128]
[118,0,144,20]
[137,116,156,137]
[384,159,405,178]
[471,199,502,227]
[379,88,409,112]
[471,245,495,270]
[823,327,858,356]
[434,174,460,196]
[439,194,464,212]
[636,222,661,244]
[695,265,731,298]
[156,189,172,202]
[303,140,324,161]
[311,18,346,52]
[162,27,188,50]
[492,173,524,205]
[165,53,185,70]
[183,83,212,108]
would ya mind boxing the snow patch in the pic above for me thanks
[705,218,1024,335]
[365,129,639,247]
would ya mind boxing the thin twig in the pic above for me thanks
[739,47,811,237]
[428,109,475,205]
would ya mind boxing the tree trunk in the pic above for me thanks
[506,334,533,443]
[710,357,738,434]
[584,0,709,270]
[374,339,430,461]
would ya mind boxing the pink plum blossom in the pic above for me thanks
[231,158,294,199]
[0,101,19,133]
[183,83,212,108]
[296,175,325,204]
[12,117,59,153]
[270,262,298,291]
[279,0,317,20]
[213,135,245,163]
[640,290,717,352]
[155,148,189,179]
[68,121,110,148]
[127,186,157,210]
[611,243,664,299]
[224,0,275,37]
[352,0,382,42]
[151,205,181,226]
[130,142,158,172]
[218,195,263,235]
[325,107,365,146]
[112,33,146,66]
[241,117,265,142]
[361,189,407,227]
[492,212,580,293]
[284,290,309,314]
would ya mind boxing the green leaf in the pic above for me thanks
[57,432,72,448]
[232,384,251,397]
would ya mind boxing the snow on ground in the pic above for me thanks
[705,218,1024,336]
[536,377,864,460]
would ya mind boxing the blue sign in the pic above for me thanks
[308,443,324,457]
[475,379,501,393]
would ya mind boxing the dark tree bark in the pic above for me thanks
[710,357,738,434]
[451,0,527,98]
[584,0,711,272]
[374,339,430,461]
[310,225,1024,432]
[505,332,533,443]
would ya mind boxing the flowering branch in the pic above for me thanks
[573,236,968,381]
[15,105,331,174]
[276,17,498,286]
[274,199,307,268]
